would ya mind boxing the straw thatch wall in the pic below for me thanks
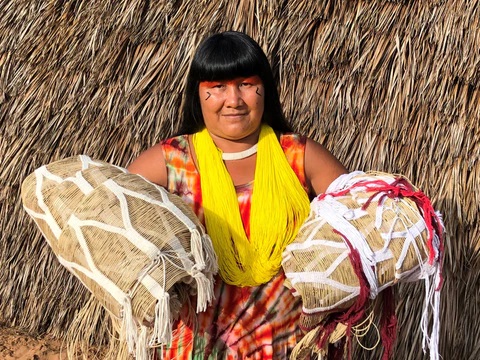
[1,0,479,358]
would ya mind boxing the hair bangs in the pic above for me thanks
[179,31,292,135]
[193,41,259,81]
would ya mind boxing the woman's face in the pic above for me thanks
[198,76,264,143]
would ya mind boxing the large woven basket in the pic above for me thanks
[282,171,444,359]
[21,155,218,359]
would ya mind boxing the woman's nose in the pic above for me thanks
[224,85,244,107]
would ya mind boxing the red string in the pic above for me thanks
[309,174,445,358]
[320,175,444,287]
[316,230,399,360]
[316,229,371,360]
[380,287,397,360]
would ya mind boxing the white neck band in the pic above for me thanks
[221,144,258,161]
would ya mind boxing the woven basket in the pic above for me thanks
[21,155,218,359]
[20,156,119,254]
[282,171,444,358]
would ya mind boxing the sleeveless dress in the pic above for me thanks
[160,133,308,359]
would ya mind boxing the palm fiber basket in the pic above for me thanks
[21,155,218,359]
[282,171,444,360]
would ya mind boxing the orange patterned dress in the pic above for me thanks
[160,133,308,359]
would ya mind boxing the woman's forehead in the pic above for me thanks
[199,75,262,86]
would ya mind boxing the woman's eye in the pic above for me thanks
[241,82,252,87]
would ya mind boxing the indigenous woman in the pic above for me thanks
[127,31,347,359]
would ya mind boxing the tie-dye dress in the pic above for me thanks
[160,133,309,359]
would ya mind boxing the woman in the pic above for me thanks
[128,31,347,359]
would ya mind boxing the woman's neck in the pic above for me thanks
[208,128,261,154]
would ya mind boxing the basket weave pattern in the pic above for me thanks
[282,171,443,358]
[21,155,218,358]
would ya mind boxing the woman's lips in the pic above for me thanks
[223,113,247,117]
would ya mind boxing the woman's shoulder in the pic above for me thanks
[278,132,308,191]
[303,136,348,195]
[161,134,193,160]
[160,134,197,172]
[279,132,307,150]
[161,134,190,150]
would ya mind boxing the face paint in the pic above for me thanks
[199,76,263,100]
[198,75,265,142]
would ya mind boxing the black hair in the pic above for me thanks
[177,31,292,134]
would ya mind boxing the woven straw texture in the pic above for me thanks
[20,156,123,254]
[20,155,217,357]
[283,171,443,358]
[283,172,436,327]
[1,1,479,359]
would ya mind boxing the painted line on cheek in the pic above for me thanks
[256,87,262,96]
[205,92,211,100]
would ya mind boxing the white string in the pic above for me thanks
[122,296,138,354]
[136,325,149,360]
[285,171,444,360]
[32,168,62,239]
[315,199,379,298]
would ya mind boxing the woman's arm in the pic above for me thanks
[126,143,168,187]
[304,137,348,196]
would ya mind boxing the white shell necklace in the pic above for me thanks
[221,143,258,161]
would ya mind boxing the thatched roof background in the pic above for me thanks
[1,0,479,358]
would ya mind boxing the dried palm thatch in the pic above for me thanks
[1,0,479,359]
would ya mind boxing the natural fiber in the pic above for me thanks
[1,1,479,359]
[20,156,123,254]
[20,155,218,359]
[283,171,444,359]
[193,124,310,286]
